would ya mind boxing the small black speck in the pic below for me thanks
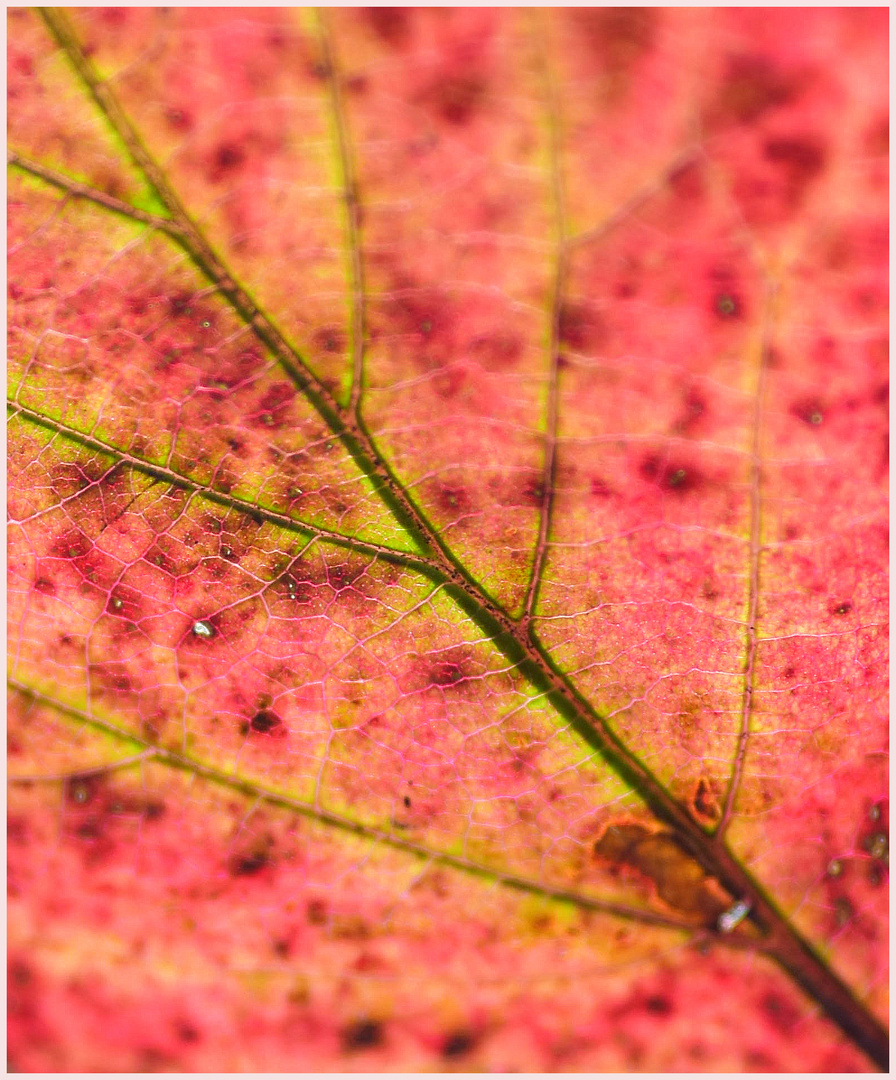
[403,795,411,808]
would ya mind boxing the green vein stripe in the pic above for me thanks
[21,12,889,1066]
[8,149,181,234]
[7,676,712,939]
[8,402,439,574]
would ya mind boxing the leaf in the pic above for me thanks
[7,7,888,1072]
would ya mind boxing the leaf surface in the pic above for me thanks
[7,7,888,1072]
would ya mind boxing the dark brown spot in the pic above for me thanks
[250,710,281,734]
[34,577,56,596]
[442,1030,475,1058]
[644,994,673,1016]
[342,1019,383,1051]
[692,778,720,821]
[867,864,886,887]
[594,822,726,923]
[403,795,412,808]
[830,601,852,617]
[229,850,269,877]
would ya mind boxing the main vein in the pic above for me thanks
[8,400,440,575]
[7,677,715,940]
[27,10,889,1067]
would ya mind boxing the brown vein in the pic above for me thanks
[8,401,440,575]
[315,9,367,415]
[26,12,891,1066]
[8,676,733,942]
[8,149,182,236]
[715,282,774,836]
[523,13,566,625]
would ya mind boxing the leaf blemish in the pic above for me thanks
[250,710,281,734]
[713,54,796,126]
[791,398,825,426]
[713,293,740,319]
[441,1030,475,1058]
[640,454,700,494]
[435,483,473,516]
[67,777,97,806]
[209,142,245,183]
[229,850,269,877]
[342,1019,383,1051]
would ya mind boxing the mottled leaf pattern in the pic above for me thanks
[8,8,888,1071]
